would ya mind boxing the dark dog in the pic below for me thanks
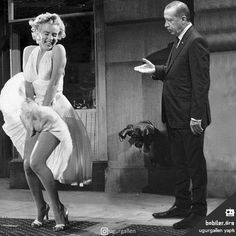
[119,120,158,153]
[119,120,171,166]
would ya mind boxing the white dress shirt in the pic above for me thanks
[177,22,192,48]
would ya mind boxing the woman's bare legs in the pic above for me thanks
[23,133,48,223]
[24,160,48,222]
[29,131,66,225]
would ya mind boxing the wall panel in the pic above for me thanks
[106,20,171,63]
[106,63,143,159]
[104,0,174,192]
[104,0,170,23]
[205,51,236,196]
[195,0,236,51]
[195,0,236,11]
[194,0,236,196]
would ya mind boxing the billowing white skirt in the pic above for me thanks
[0,72,92,184]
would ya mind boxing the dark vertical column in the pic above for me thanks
[0,0,12,178]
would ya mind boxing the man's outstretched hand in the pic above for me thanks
[134,58,155,74]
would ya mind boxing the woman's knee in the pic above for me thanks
[30,158,44,174]
[23,160,33,175]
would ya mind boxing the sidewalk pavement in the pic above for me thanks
[0,178,225,235]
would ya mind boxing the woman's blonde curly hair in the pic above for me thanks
[29,12,66,43]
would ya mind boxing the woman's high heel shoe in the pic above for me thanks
[31,203,50,228]
[52,205,69,232]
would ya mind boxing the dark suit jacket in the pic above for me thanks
[152,26,211,129]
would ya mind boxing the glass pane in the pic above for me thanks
[13,0,93,20]
[63,16,95,109]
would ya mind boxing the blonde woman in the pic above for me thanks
[0,12,92,231]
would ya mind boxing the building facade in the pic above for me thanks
[1,0,236,198]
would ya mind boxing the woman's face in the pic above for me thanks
[37,23,60,51]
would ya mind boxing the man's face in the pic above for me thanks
[164,7,185,36]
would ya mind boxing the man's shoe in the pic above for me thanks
[152,205,190,219]
[173,213,206,229]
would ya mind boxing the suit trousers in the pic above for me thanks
[167,127,207,216]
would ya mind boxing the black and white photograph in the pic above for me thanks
[0,0,235,235]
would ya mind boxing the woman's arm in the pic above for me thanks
[23,46,36,71]
[23,46,36,100]
[24,81,35,100]
[42,44,66,106]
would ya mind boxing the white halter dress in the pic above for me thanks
[0,46,92,184]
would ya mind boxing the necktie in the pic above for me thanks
[167,37,179,65]
[175,37,180,48]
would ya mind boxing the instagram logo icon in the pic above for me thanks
[100,227,109,235]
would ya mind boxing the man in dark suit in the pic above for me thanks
[134,1,211,229]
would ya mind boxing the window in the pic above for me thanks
[9,0,95,109]
[8,0,93,22]
[63,16,95,109]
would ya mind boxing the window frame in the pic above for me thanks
[8,0,94,23]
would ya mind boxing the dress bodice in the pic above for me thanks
[23,46,63,105]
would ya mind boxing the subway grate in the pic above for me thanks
[0,217,98,236]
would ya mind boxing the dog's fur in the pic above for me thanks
[119,120,158,152]
[119,120,172,166]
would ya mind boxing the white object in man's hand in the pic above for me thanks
[190,118,203,135]
[134,58,155,74]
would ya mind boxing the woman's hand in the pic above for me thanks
[134,58,155,74]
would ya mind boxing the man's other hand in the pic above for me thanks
[190,118,203,135]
